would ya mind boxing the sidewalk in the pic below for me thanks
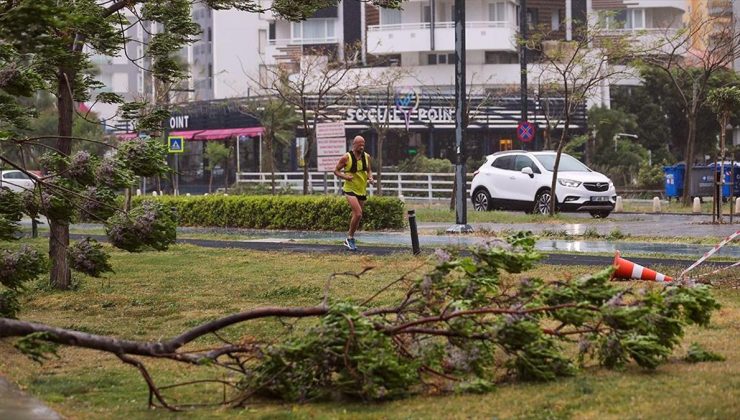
[0,377,60,420]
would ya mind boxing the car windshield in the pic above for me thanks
[533,154,590,172]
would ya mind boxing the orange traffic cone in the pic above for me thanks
[612,251,673,282]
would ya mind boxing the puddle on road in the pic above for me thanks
[180,227,740,258]
[536,240,740,258]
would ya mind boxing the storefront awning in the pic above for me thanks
[115,133,138,140]
[170,127,264,140]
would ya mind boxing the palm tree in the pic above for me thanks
[244,99,299,194]
[204,142,230,193]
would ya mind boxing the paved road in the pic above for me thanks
[420,212,740,238]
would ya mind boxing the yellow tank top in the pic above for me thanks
[342,152,369,196]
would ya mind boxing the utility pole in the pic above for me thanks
[446,0,473,233]
[520,0,528,150]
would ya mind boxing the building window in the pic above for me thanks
[258,29,267,54]
[268,22,276,40]
[626,9,645,29]
[291,18,336,43]
[485,51,517,64]
[112,72,129,93]
[600,10,627,30]
[423,5,431,23]
[526,8,538,30]
[427,53,455,65]
[551,10,560,31]
[207,27,212,42]
[489,2,506,22]
[380,8,402,25]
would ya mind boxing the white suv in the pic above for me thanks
[0,170,37,193]
[470,151,616,218]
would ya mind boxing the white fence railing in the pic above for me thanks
[237,172,474,200]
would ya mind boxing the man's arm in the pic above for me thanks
[334,154,352,180]
[366,153,374,184]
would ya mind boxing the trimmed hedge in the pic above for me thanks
[131,195,405,231]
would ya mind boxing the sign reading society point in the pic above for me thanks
[168,136,185,153]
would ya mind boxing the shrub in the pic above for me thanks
[132,195,405,231]
[637,164,666,190]
[397,155,453,173]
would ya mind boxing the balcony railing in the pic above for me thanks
[268,37,338,46]
[368,21,517,54]
[367,20,514,33]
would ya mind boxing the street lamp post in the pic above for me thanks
[613,132,638,152]
[446,0,473,233]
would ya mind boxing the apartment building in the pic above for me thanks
[87,12,159,134]
[259,1,591,161]
[190,3,270,100]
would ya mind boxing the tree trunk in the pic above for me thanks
[376,131,384,195]
[224,147,229,193]
[682,111,697,206]
[718,113,728,223]
[550,119,570,216]
[268,136,276,195]
[49,221,70,289]
[208,172,213,193]
[302,117,316,195]
[549,140,565,216]
[50,67,74,290]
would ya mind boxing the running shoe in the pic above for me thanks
[343,237,357,251]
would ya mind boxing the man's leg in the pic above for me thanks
[346,195,363,238]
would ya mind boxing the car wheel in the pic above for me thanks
[589,210,611,218]
[533,189,553,215]
[472,189,492,211]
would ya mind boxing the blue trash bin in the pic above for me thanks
[709,162,739,198]
[663,163,685,200]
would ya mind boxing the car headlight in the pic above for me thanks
[608,181,614,189]
[558,178,582,188]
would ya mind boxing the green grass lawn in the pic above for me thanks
[1,241,738,419]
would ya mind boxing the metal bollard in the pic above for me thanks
[693,197,702,214]
[614,196,623,213]
[408,210,420,255]
[652,197,661,213]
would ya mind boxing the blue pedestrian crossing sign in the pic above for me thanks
[168,136,185,153]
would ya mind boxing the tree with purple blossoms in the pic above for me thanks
[0,0,402,290]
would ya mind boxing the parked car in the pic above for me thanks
[0,169,38,193]
[470,150,616,218]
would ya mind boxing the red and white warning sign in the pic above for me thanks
[315,121,346,172]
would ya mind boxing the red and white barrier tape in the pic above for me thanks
[678,230,740,279]
[696,261,740,279]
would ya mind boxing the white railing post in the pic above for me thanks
[428,174,433,199]
[235,171,477,201]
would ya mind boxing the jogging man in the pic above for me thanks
[334,135,374,251]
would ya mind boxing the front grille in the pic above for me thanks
[584,182,609,192]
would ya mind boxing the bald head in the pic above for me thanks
[352,136,366,154]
